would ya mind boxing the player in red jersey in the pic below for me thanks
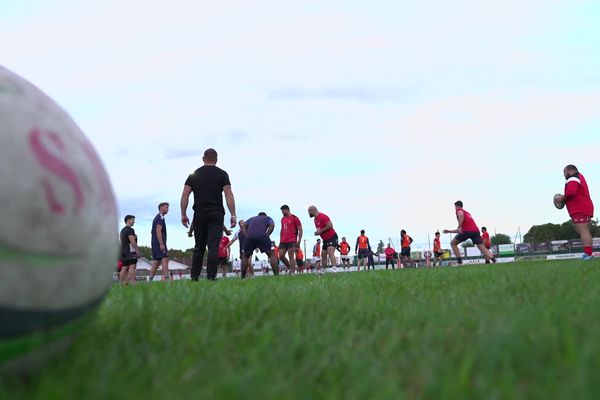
[400,230,414,267]
[384,243,396,269]
[443,201,496,265]
[555,164,595,260]
[432,231,444,266]
[278,205,303,274]
[337,237,352,271]
[308,206,339,274]
[218,234,230,277]
[481,227,493,264]
[312,239,322,272]
[355,230,371,272]
[295,247,305,273]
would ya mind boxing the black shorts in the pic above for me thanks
[279,242,296,251]
[244,236,272,254]
[218,257,228,265]
[322,234,339,250]
[400,247,411,257]
[296,260,304,267]
[358,249,369,259]
[454,231,483,245]
[121,256,137,266]
[434,251,444,258]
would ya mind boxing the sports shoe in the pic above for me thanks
[331,266,338,273]
[582,254,595,261]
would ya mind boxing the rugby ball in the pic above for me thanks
[0,66,117,372]
[553,193,565,210]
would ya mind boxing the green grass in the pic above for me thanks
[3,260,600,399]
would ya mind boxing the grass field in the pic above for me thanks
[2,260,600,399]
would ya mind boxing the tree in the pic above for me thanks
[138,245,195,266]
[376,240,385,254]
[523,219,600,242]
[139,245,152,260]
[491,233,512,245]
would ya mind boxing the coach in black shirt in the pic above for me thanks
[180,148,237,280]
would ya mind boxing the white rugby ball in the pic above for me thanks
[0,66,117,371]
[553,193,565,210]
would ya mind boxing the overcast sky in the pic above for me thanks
[2,0,599,254]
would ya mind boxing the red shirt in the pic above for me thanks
[313,242,321,257]
[280,214,302,243]
[314,212,336,240]
[482,232,491,247]
[433,238,441,252]
[457,208,479,232]
[384,247,395,259]
[339,241,351,255]
[564,173,594,217]
[273,245,279,259]
[356,235,369,250]
[401,234,412,248]
[295,248,304,261]
[218,236,230,258]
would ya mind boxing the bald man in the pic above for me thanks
[555,164,595,260]
[308,206,338,274]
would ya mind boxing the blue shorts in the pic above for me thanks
[244,236,272,255]
[152,245,169,261]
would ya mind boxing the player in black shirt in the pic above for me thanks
[119,215,141,285]
[180,148,237,280]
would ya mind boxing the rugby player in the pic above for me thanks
[400,230,414,267]
[384,243,396,269]
[555,164,595,260]
[337,237,352,271]
[443,201,496,265]
[279,205,303,274]
[240,212,279,278]
[432,231,444,266]
[481,227,492,264]
[218,234,230,277]
[295,247,305,273]
[308,206,339,274]
[355,230,371,272]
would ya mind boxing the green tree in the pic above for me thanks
[138,245,196,266]
[376,240,385,254]
[524,219,600,242]
[524,223,563,242]
[491,233,512,245]
[139,245,152,260]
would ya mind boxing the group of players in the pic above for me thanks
[118,151,595,284]
[222,205,427,277]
